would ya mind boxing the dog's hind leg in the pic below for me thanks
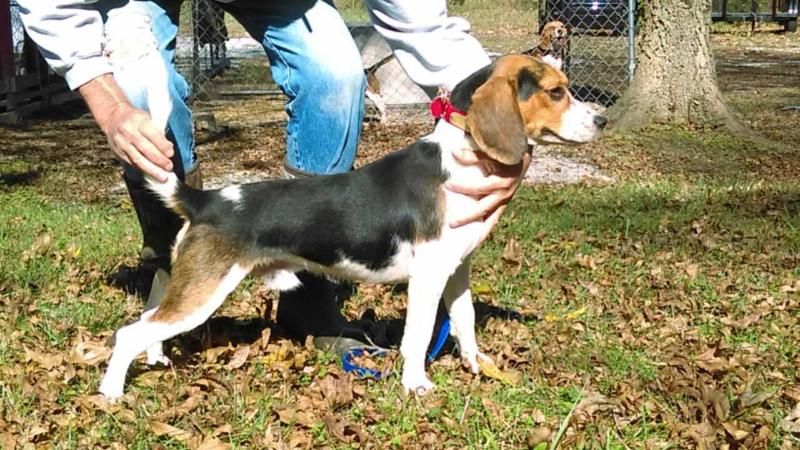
[99,227,250,400]
[142,221,192,368]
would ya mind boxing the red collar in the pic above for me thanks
[430,93,467,131]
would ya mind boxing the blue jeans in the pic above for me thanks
[106,0,365,180]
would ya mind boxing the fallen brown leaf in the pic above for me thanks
[573,391,623,425]
[323,415,349,443]
[197,436,231,450]
[721,421,750,441]
[780,402,800,434]
[526,426,551,446]
[226,344,250,370]
[695,347,730,374]
[273,404,316,428]
[149,420,192,442]
[31,232,53,257]
[738,390,773,410]
[502,238,521,264]
[70,340,111,366]
[319,375,354,409]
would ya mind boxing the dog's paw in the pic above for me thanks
[464,351,493,374]
[98,379,124,402]
[402,373,434,396]
[146,344,171,367]
[146,353,171,367]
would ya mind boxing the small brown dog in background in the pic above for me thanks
[524,20,569,71]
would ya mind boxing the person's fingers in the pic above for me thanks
[105,107,175,180]
[451,146,483,165]
[521,151,532,168]
[140,119,175,158]
[131,131,173,171]
[449,191,508,227]
[114,150,133,167]
[447,147,531,229]
[519,152,532,179]
[445,174,516,196]
[118,140,170,182]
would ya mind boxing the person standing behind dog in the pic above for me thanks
[17,0,529,347]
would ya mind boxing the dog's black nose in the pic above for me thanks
[594,115,608,129]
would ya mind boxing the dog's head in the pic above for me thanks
[449,55,606,165]
[540,20,568,53]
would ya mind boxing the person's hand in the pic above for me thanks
[79,74,174,182]
[445,147,532,243]
[101,103,175,182]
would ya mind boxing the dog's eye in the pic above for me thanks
[548,87,565,101]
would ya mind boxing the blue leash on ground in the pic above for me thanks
[342,318,451,379]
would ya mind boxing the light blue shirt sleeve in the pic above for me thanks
[16,0,112,89]
[363,0,491,94]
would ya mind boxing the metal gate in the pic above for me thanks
[538,0,637,107]
[0,0,76,120]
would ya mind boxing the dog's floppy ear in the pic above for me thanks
[539,25,554,49]
[466,76,529,165]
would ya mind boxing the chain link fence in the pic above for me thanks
[2,0,32,115]
[538,0,636,107]
[6,0,24,74]
[176,0,430,121]
[2,0,635,118]
[178,0,635,120]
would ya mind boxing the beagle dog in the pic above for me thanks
[524,20,569,71]
[99,55,606,400]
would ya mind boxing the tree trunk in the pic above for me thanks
[608,0,746,133]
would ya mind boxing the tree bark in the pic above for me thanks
[608,0,746,133]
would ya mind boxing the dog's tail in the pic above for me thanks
[103,3,211,221]
[137,44,208,222]
[145,173,207,221]
[103,4,209,222]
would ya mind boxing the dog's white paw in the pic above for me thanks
[464,351,492,374]
[402,373,434,396]
[146,344,171,366]
[147,353,171,367]
[98,378,124,402]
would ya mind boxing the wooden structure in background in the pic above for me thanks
[0,0,76,122]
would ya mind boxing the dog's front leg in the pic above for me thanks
[442,258,490,374]
[401,257,451,395]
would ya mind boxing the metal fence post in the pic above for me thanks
[190,0,201,102]
[628,0,636,80]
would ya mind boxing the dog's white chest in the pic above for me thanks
[428,125,493,263]
[440,184,486,259]
[542,54,563,71]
